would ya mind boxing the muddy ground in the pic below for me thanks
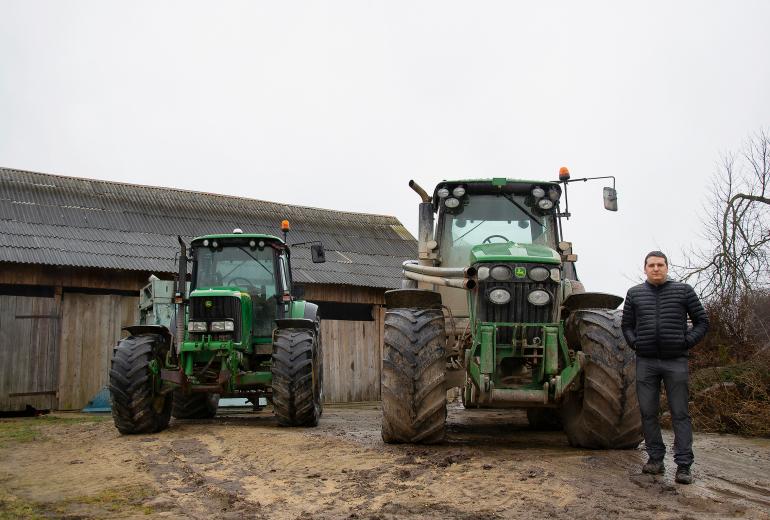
[1,402,769,519]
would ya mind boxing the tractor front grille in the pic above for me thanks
[475,263,558,343]
[189,295,242,342]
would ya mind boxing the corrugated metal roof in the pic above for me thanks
[0,168,417,289]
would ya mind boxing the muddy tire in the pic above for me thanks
[272,325,322,427]
[172,391,219,419]
[561,309,642,449]
[381,308,447,444]
[109,334,172,435]
[527,408,563,430]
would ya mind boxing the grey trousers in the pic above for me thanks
[636,356,694,466]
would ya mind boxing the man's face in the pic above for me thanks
[644,256,668,285]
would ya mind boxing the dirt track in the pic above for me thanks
[1,403,769,519]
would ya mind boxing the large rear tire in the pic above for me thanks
[381,307,447,444]
[561,309,642,449]
[271,324,322,426]
[172,391,219,419]
[109,334,172,434]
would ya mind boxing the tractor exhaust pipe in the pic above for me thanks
[409,180,435,268]
[403,270,476,290]
[403,261,476,279]
[409,180,431,203]
[175,236,187,350]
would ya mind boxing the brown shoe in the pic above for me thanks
[675,465,693,484]
[642,458,664,475]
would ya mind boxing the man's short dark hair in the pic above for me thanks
[644,250,668,266]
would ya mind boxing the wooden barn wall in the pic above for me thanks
[0,263,150,292]
[302,283,385,305]
[57,293,139,410]
[0,294,60,411]
[321,307,385,403]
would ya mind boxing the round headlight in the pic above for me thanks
[489,288,511,305]
[202,239,210,247]
[529,266,550,282]
[537,198,554,210]
[211,240,219,248]
[477,266,490,280]
[249,240,256,248]
[445,197,460,208]
[531,187,545,198]
[527,289,551,306]
[548,186,561,201]
[452,186,466,197]
[437,188,450,198]
[258,240,265,248]
[491,265,512,280]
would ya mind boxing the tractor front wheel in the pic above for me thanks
[109,334,172,434]
[381,307,447,444]
[271,324,323,426]
[172,391,219,419]
[561,309,642,449]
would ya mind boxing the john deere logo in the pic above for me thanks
[205,300,214,309]
[515,267,526,278]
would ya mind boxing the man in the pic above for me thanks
[621,251,709,484]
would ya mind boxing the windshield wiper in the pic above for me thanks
[238,247,274,276]
[502,194,543,227]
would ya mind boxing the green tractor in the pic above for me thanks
[109,224,326,434]
[381,170,643,449]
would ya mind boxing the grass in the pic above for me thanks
[0,485,155,519]
[0,414,110,448]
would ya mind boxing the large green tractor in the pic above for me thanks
[381,170,643,449]
[109,224,326,434]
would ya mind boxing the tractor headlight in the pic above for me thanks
[488,288,511,305]
[210,321,235,332]
[452,186,466,197]
[188,321,207,332]
[550,268,561,282]
[437,187,450,198]
[445,197,460,209]
[477,266,490,280]
[527,290,551,306]
[202,239,210,247]
[531,186,545,198]
[548,186,561,201]
[537,199,554,210]
[528,266,550,282]
[490,265,512,281]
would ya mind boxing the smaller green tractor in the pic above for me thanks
[382,170,643,449]
[109,224,326,434]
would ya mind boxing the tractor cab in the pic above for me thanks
[190,233,291,339]
[431,179,563,318]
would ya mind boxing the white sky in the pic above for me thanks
[2,1,769,297]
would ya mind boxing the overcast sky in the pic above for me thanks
[2,1,769,297]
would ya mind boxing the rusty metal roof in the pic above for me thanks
[0,168,416,289]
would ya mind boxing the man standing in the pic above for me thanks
[621,251,709,484]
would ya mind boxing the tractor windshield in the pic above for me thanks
[439,194,557,267]
[194,245,279,337]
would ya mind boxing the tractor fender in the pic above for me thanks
[384,289,442,309]
[122,324,173,343]
[274,318,316,330]
[562,292,623,313]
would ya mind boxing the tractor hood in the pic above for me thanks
[470,242,561,265]
[190,287,247,299]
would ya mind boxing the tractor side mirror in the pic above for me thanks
[311,244,326,263]
[603,187,618,211]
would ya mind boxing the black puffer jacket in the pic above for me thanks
[621,279,709,359]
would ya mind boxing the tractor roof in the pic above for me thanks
[191,233,284,244]
[432,178,562,210]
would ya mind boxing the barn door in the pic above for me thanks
[0,294,60,412]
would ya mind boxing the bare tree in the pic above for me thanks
[675,130,770,344]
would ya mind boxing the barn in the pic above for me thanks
[0,168,415,411]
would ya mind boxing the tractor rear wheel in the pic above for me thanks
[109,334,172,434]
[561,309,642,449]
[271,324,323,426]
[172,391,219,419]
[381,307,447,444]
